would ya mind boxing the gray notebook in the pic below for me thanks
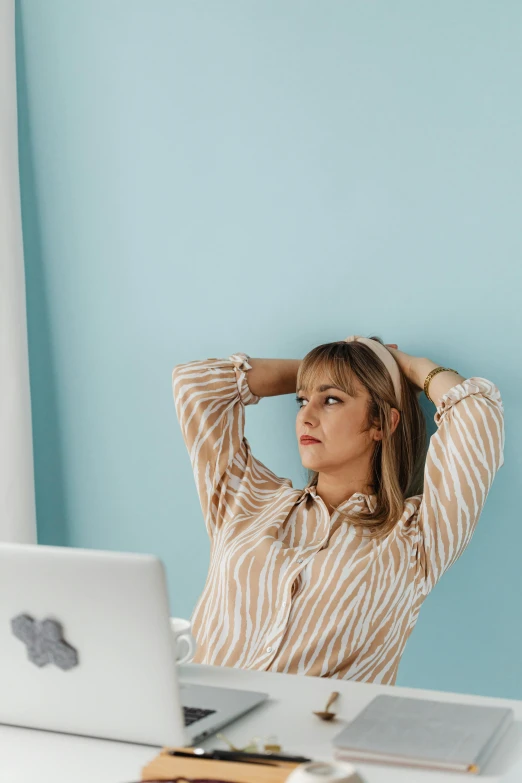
[332,694,514,774]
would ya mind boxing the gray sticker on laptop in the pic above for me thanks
[11,614,79,670]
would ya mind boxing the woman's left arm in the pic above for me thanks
[385,347,467,406]
[411,357,466,407]
[388,347,505,592]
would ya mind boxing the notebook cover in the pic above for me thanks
[332,694,514,772]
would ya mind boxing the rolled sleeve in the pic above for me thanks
[416,376,505,593]
[229,352,262,406]
[172,352,262,538]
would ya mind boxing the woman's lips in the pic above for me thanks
[300,437,321,445]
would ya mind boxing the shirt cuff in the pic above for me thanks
[434,376,503,426]
[228,352,261,406]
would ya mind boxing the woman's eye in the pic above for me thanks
[295,395,341,408]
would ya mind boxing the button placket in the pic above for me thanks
[266,598,294,660]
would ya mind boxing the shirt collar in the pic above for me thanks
[298,484,377,513]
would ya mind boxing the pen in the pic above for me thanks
[169,748,312,764]
[210,748,312,764]
[168,749,281,766]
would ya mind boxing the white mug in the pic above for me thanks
[170,617,197,664]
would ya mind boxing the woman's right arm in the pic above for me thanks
[240,358,301,398]
[172,353,299,539]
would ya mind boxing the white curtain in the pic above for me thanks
[0,0,37,543]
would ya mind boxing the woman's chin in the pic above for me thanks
[300,456,321,471]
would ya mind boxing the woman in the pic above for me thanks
[171,336,504,683]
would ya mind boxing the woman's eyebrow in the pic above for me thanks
[297,385,345,394]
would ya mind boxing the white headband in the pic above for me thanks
[344,335,402,409]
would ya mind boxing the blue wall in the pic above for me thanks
[16,0,522,699]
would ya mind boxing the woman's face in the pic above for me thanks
[295,373,381,474]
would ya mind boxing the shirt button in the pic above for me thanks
[297,558,303,564]
[282,601,286,607]
[267,646,273,653]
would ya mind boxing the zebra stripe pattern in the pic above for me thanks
[172,352,504,683]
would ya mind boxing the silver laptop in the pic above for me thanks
[0,542,269,746]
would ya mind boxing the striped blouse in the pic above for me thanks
[171,352,504,683]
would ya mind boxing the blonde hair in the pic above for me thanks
[296,336,428,539]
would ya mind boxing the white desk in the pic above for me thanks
[2,663,522,783]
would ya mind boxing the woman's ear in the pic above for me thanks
[390,408,401,435]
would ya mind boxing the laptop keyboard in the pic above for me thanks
[183,705,217,726]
